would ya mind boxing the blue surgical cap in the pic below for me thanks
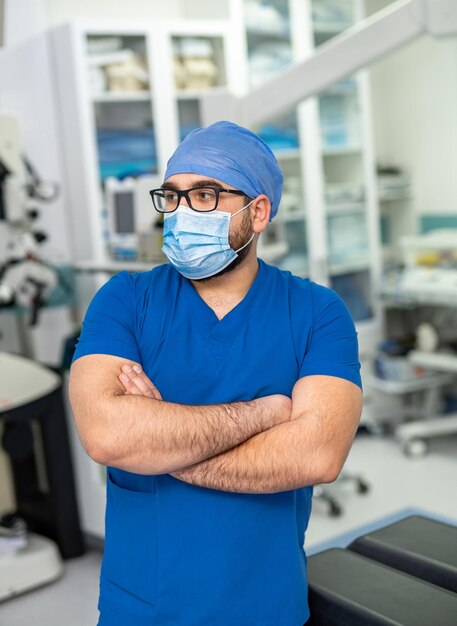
[164,121,283,221]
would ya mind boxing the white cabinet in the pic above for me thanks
[50,10,383,352]
[228,0,384,355]
[155,20,246,153]
[49,19,237,269]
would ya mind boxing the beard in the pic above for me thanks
[192,207,255,283]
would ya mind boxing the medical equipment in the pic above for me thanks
[371,228,457,455]
[394,350,457,455]
[401,228,457,268]
[380,229,457,306]
[104,174,165,262]
[0,115,66,326]
[0,116,27,223]
[313,473,369,518]
[377,163,411,202]
[0,351,84,602]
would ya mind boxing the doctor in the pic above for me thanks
[69,121,363,626]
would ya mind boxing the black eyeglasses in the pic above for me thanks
[149,186,247,213]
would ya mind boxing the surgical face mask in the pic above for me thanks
[161,200,255,280]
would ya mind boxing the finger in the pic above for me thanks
[119,373,146,396]
[121,363,162,399]
[146,379,163,400]
[120,365,157,398]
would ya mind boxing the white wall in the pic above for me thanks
[0,33,73,263]
[0,0,5,46]
[4,0,228,47]
[3,0,48,48]
[0,10,77,368]
[367,0,457,227]
[370,35,457,217]
[45,0,228,25]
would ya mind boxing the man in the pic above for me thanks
[69,120,363,626]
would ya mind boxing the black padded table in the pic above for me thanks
[307,547,457,625]
[348,515,457,593]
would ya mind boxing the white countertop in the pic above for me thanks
[0,352,61,412]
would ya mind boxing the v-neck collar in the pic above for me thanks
[180,259,265,340]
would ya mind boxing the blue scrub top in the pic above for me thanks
[72,258,362,626]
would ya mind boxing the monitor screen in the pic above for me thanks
[114,191,135,234]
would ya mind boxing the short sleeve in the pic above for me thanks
[299,282,363,391]
[71,271,141,365]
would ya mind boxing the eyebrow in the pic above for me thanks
[161,179,225,191]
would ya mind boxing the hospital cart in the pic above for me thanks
[0,351,84,602]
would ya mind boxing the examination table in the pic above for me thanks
[306,515,457,625]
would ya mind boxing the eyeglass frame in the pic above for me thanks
[149,185,250,213]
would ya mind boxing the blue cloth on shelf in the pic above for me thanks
[97,128,157,179]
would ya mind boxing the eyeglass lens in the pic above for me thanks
[153,188,219,212]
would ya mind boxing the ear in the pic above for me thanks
[251,195,271,234]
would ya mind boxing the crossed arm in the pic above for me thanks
[116,362,363,494]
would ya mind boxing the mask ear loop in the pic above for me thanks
[234,231,255,254]
[232,197,255,217]
[231,198,256,254]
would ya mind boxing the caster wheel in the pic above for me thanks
[329,501,342,517]
[366,422,387,437]
[403,438,429,458]
[356,479,369,494]
[0,512,28,536]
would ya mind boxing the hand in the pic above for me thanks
[257,394,293,425]
[118,363,163,400]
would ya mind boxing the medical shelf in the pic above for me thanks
[364,371,454,395]
[329,257,371,277]
[175,88,224,100]
[327,202,365,215]
[274,148,301,160]
[91,92,151,102]
[322,146,363,156]
[408,349,457,373]
[233,0,379,332]
[313,21,353,34]
[278,203,367,220]
[245,29,291,41]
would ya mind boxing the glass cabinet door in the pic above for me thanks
[243,0,309,275]
[240,0,377,320]
[85,33,157,181]
[310,0,375,322]
[172,35,228,140]
[83,32,163,264]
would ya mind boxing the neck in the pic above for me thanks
[190,250,259,301]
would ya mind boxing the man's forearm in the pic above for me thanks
[170,414,330,494]
[99,395,283,475]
